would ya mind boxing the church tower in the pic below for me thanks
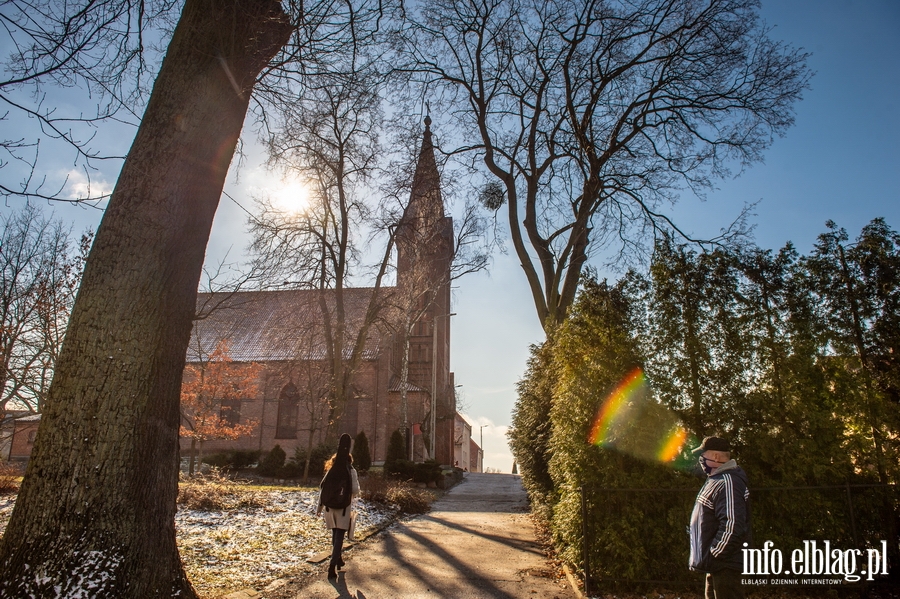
[394,116,456,465]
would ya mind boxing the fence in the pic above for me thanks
[580,483,900,596]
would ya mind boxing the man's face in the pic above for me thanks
[698,451,724,475]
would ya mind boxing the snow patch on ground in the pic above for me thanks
[179,489,397,596]
[0,490,399,598]
[0,495,15,537]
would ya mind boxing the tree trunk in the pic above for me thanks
[0,2,291,596]
[189,437,198,476]
[399,315,412,460]
[197,440,206,474]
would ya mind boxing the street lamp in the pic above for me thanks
[430,312,456,460]
[479,424,488,473]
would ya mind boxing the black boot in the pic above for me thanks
[327,564,337,579]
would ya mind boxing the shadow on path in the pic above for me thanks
[289,474,572,599]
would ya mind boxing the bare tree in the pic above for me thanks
[397,0,811,331]
[0,1,180,203]
[249,55,399,443]
[0,204,88,417]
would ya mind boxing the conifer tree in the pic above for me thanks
[354,431,372,473]
[384,429,407,475]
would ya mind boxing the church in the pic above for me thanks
[180,118,475,468]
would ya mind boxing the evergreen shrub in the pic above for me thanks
[413,460,442,484]
[202,450,261,470]
[508,339,557,521]
[384,429,406,476]
[354,430,372,473]
[257,444,286,477]
[549,280,701,577]
[386,459,415,480]
[293,443,333,479]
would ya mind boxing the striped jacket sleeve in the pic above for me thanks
[710,473,749,559]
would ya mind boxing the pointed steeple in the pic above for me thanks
[396,116,453,289]
[407,114,444,226]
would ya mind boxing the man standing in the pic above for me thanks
[689,436,750,599]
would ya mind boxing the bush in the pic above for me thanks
[0,461,22,495]
[359,472,392,504]
[178,469,265,511]
[202,452,231,469]
[257,444,286,477]
[231,450,262,469]
[276,460,302,479]
[386,485,431,514]
[509,340,557,512]
[292,443,333,479]
[202,450,261,470]
[360,473,433,514]
[385,458,415,480]
[546,278,697,575]
[384,429,406,474]
[413,460,442,484]
[354,431,372,473]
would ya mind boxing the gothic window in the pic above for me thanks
[412,317,432,336]
[220,399,242,427]
[410,342,432,363]
[276,383,300,439]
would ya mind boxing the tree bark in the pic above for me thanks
[0,1,291,596]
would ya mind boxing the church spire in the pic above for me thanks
[396,116,453,289]
[408,114,443,224]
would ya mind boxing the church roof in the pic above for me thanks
[188,287,394,364]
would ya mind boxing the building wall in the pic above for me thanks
[453,414,472,470]
[9,420,39,461]
[469,438,481,472]
[179,356,440,465]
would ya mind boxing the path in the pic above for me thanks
[288,473,574,599]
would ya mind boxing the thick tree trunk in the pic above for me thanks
[0,2,291,597]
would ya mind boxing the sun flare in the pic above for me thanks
[271,179,312,214]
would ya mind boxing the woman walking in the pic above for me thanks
[316,433,359,579]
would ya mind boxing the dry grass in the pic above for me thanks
[0,461,22,495]
[178,469,266,511]
[360,473,434,514]
[359,472,393,503]
[386,485,432,514]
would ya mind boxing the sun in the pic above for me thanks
[271,179,312,214]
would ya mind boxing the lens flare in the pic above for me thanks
[588,368,645,446]
[588,367,693,465]
[657,427,689,462]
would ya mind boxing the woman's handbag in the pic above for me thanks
[348,511,358,541]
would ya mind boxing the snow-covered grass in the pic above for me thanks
[177,487,399,597]
[0,482,407,598]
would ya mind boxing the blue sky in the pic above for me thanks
[3,0,898,471]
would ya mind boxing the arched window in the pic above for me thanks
[276,383,300,439]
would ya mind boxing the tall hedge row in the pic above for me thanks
[509,219,900,583]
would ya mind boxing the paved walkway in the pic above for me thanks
[290,473,574,599]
